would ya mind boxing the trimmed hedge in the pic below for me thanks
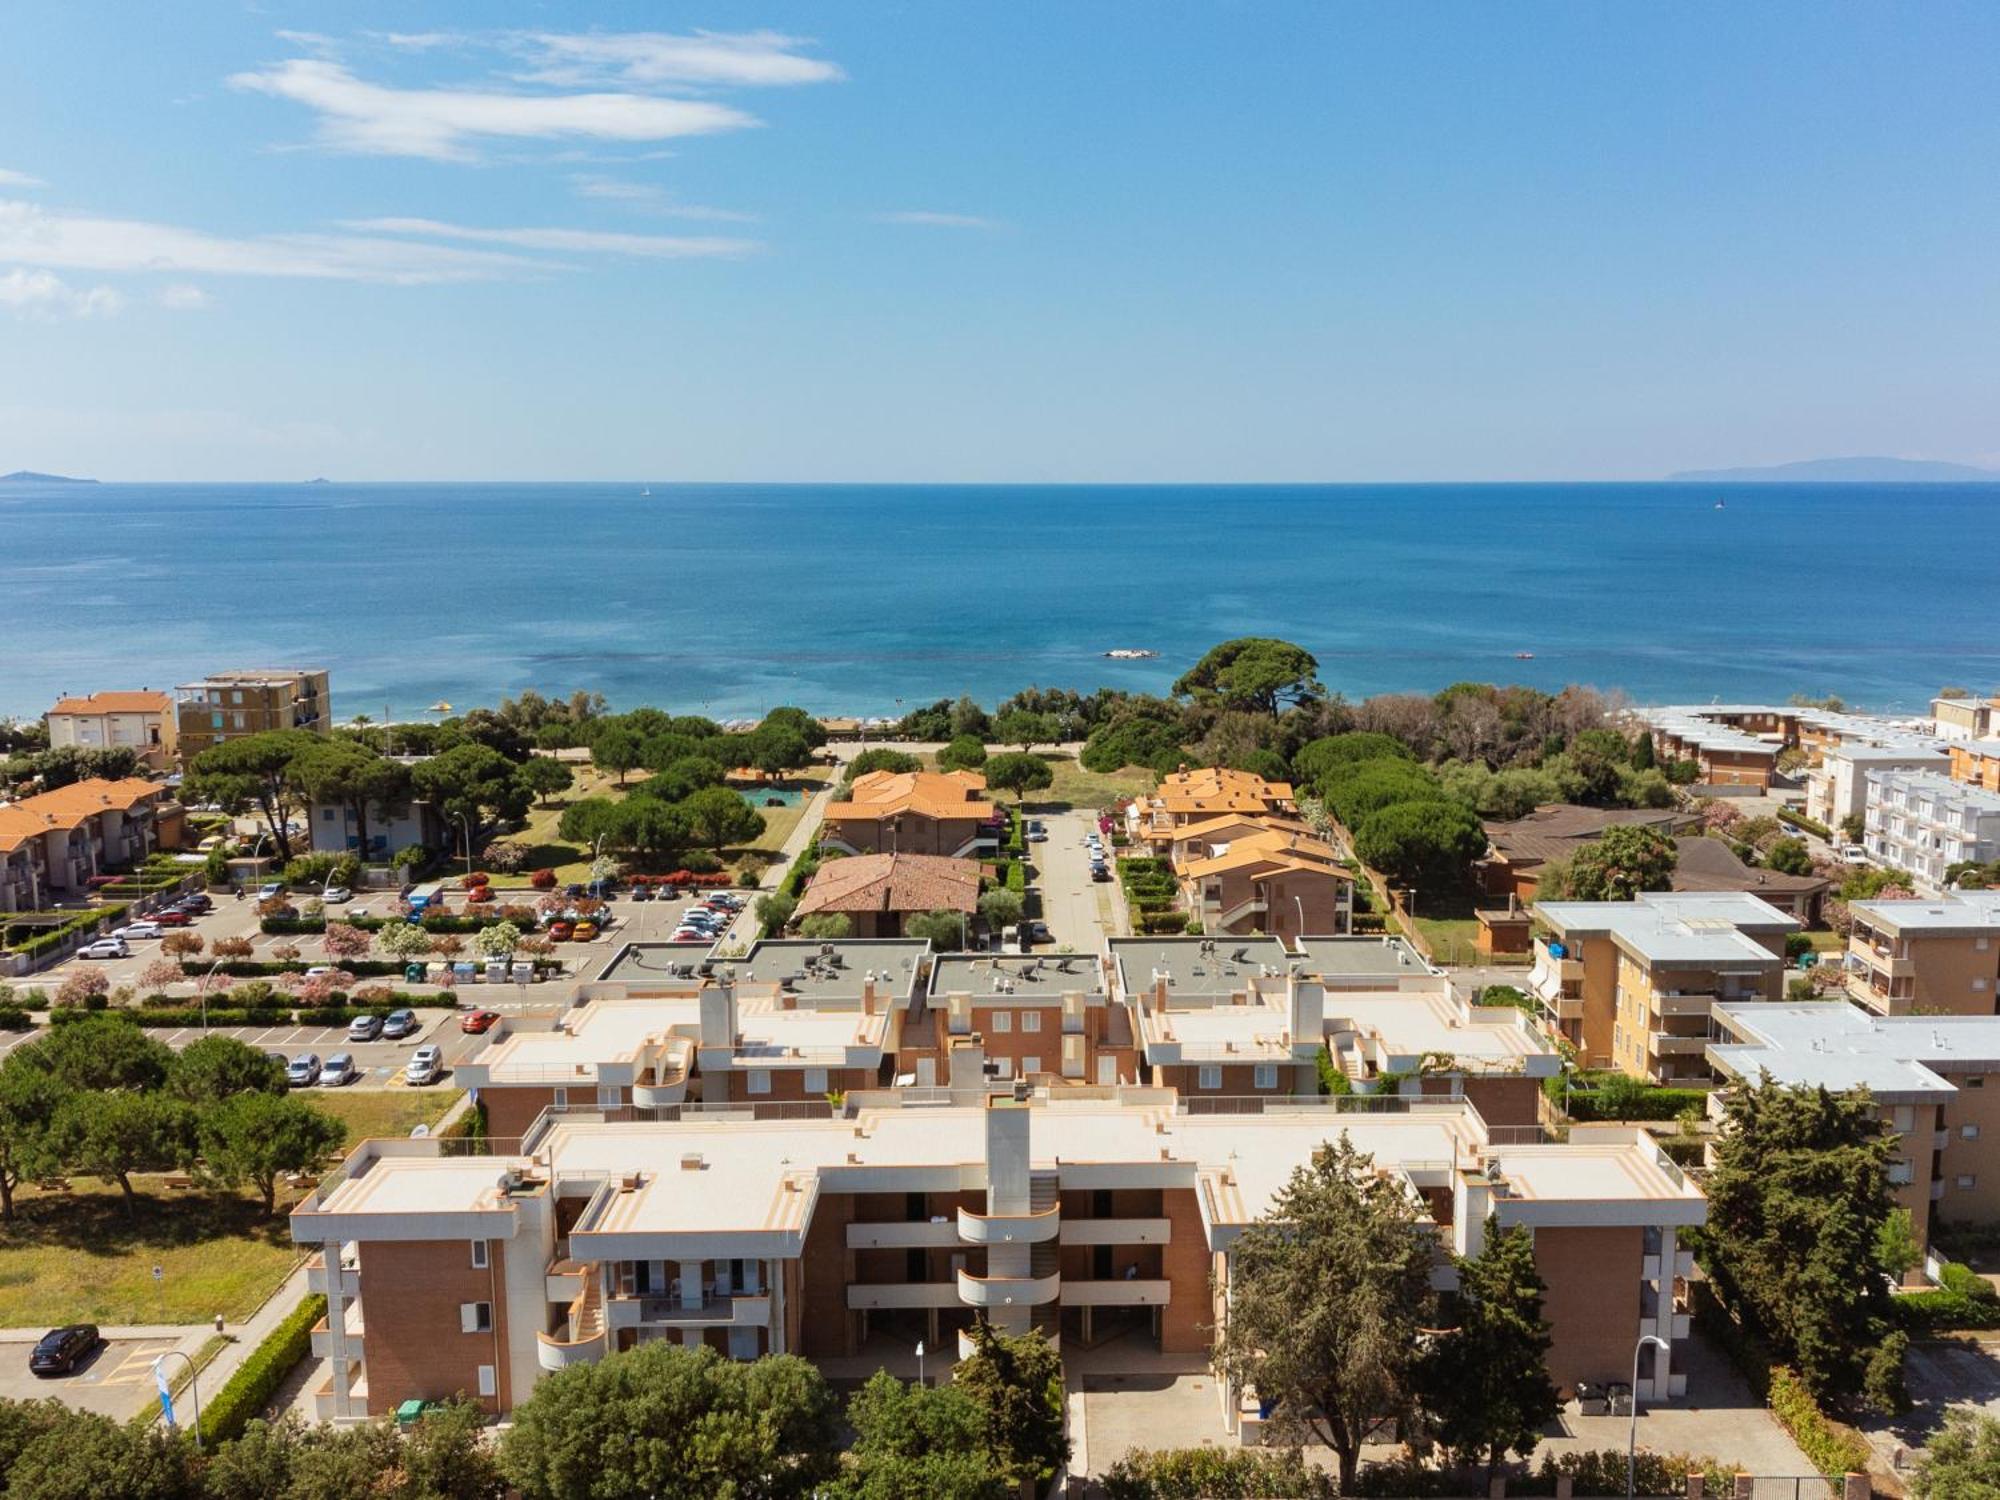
[3,903,129,959]
[1777,807,1833,840]
[200,1292,325,1445]
[1768,1368,1871,1478]
[183,959,409,979]
[1897,1260,2000,1333]
[1105,1446,1337,1499]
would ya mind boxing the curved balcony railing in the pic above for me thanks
[957,1203,1061,1245]
[956,1268,1060,1309]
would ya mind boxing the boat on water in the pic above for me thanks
[1714,497,1725,509]
[641,486,652,496]
[1514,651,1535,660]
[1103,648,1158,659]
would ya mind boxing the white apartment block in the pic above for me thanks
[1864,770,2000,890]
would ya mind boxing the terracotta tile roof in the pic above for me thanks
[1158,766,1296,801]
[1180,829,1353,882]
[46,691,171,717]
[0,777,165,852]
[1171,813,1316,845]
[794,853,981,918]
[824,770,996,823]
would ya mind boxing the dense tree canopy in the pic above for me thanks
[1173,638,1324,716]
[1543,824,1678,902]
[1420,1219,1558,1473]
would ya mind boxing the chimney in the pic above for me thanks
[950,1036,987,1097]
[699,980,737,1048]
[863,973,878,1015]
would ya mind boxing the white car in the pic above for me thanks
[1840,846,1870,866]
[112,921,162,941]
[320,1053,358,1087]
[258,882,285,901]
[405,1046,444,1086]
[77,938,129,960]
[322,886,353,904]
[303,966,333,980]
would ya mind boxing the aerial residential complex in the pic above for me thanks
[1529,892,1796,1079]
[1862,770,2000,891]
[0,776,177,913]
[1708,1002,2000,1269]
[1845,890,2000,1017]
[818,769,1001,858]
[172,667,331,763]
[42,690,177,771]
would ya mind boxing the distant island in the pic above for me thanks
[305,477,332,485]
[1669,456,1998,482]
[0,470,96,485]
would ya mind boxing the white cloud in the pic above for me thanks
[568,175,757,221]
[517,30,843,88]
[0,198,552,284]
[0,169,44,189]
[158,283,212,310]
[0,268,123,320]
[228,58,758,161]
[377,32,456,51]
[273,29,341,58]
[346,216,759,259]
[872,211,1001,230]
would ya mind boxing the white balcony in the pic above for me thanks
[847,1282,960,1310]
[1058,1218,1172,1247]
[847,1220,961,1250]
[1672,1312,1692,1340]
[616,1294,771,1328]
[1062,1278,1170,1307]
[958,1204,1061,1245]
[1650,1032,1708,1056]
[536,1325,607,1371]
[306,1253,359,1300]
[957,1269,1061,1309]
[310,1302,364,1357]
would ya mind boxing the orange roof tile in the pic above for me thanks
[46,691,171,717]
[794,853,982,918]
[824,770,997,824]
[0,778,166,851]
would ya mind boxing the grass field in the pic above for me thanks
[0,1183,306,1326]
[315,1088,462,1148]
[742,771,832,855]
[1031,754,1156,810]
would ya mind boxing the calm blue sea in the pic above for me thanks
[1,481,1996,722]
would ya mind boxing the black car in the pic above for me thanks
[30,1324,100,1377]
[564,883,587,899]
[176,894,213,914]
[629,884,655,902]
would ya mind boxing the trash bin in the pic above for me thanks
[452,962,476,984]
[511,961,534,984]
[404,962,426,983]
[395,1398,429,1428]
[484,962,506,984]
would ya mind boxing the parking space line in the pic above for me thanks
[101,1342,177,1385]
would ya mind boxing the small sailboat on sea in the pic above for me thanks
[641,486,652,496]
[1714,497,1725,510]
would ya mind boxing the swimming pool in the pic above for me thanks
[737,786,803,809]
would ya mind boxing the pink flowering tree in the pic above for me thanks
[137,958,184,992]
[322,922,372,961]
[53,970,109,1008]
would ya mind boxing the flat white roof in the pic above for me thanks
[471,999,697,1082]
[1536,891,1792,966]
[1708,1002,1975,1100]
[1329,991,1555,1068]
[1851,890,2000,934]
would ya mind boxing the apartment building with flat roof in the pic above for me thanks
[1806,743,1950,831]
[1846,891,2000,1017]
[1863,770,2000,891]
[44,690,176,771]
[1530,892,1796,1078]
[914,952,1137,1090]
[1640,711,1779,788]
[174,668,329,763]
[1948,740,2000,796]
[1934,695,2000,744]
[292,1086,1705,1428]
[1708,1003,2000,1269]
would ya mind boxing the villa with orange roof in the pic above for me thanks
[44,690,176,770]
[0,776,174,912]
[818,769,1001,858]
[1127,766,1297,848]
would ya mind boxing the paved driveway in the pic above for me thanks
[0,1334,187,1422]
[1031,808,1123,951]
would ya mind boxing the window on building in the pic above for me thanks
[476,1364,496,1397]
[1253,1063,1279,1090]
[803,1068,828,1094]
[747,1069,772,1095]
[597,1085,621,1107]
[1960,1175,1979,1191]
[1022,1056,1040,1077]
[991,1011,1012,1033]
[1021,1010,1042,1033]
[1965,1124,1982,1141]
[1968,1075,1986,1088]
[552,1087,568,1109]
[461,1302,493,1333]
[1197,1064,1222,1091]
[470,1240,488,1269]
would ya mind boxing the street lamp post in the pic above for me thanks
[1627,1333,1670,1499]
[151,1350,205,1448]
[453,814,474,881]
[198,957,226,1031]
[915,1339,925,1387]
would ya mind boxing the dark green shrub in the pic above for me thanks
[200,1293,325,1444]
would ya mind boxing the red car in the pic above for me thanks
[459,1009,501,1034]
[466,886,495,903]
[547,921,574,942]
[152,909,193,927]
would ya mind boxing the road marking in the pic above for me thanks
[101,1341,178,1384]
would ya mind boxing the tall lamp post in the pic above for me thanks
[1626,1333,1670,1499]
[151,1350,205,1448]
[453,814,474,882]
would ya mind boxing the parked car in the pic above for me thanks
[29,1324,101,1377]
[459,1009,501,1034]
[285,1054,323,1086]
[1840,845,1870,866]
[381,1009,419,1040]
[572,921,599,942]
[112,921,162,941]
[303,966,333,980]
[177,893,213,914]
[547,921,574,942]
[322,886,352,904]
[152,909,193,927]
[320,1053,358,1087]
[669,929,712,945]
[77,938,129,960]
[563,883,586,899]
[630,884,655,902]
[1090,864,1112,882]
[405,1045,444,1086]
[1021,920,1052,944]
[346,1014,383,1043]
[258,882,285,901]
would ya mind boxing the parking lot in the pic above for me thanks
[0,1331,201,1422]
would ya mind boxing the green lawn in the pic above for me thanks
[741,771,833,855]
[315,1088,462,1148]
[0,1183,305,1326]
[1802,928,1845,952]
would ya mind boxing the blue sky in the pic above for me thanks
[2,2,1998,481]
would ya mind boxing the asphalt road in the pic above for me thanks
[1033,809,1125,951]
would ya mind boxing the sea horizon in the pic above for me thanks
[4,478,1997,723]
